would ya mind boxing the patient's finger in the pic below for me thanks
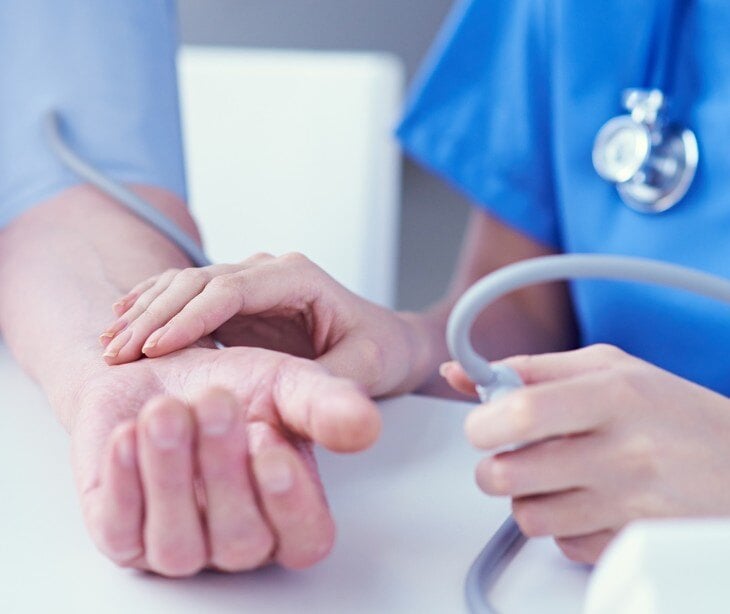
[270,357,382,453]
[93,422,145,566]
[137,397,207,577]
[193,389,275,571]
[249,422,335,569]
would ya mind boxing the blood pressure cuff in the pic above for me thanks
[397,0,560,249]
[0,0,187,227]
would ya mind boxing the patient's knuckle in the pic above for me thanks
[150,544,205,578]
[279,251,312,269]
[212,533,274,572]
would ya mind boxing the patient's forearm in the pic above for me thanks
[0,184,199,429]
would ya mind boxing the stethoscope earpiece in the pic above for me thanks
[593,88,698,214]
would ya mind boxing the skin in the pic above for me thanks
[442,345,730,563]
[101,203,730,565]
[100,208,577,398]
[0,185,380,576]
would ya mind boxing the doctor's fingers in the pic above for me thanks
[465,371,617,451]
[501,343,632,386]
[511,488,618,540]
[102,264,242,364]
[109,254,275,319]
[248,421,336,569]
[141,255,345,359]
[112,276,160,317]
[439,361,478,398]
[555,530,616,564]
[475,433,603,498]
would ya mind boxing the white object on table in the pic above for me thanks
[178,47,403,308]
[584,518,730,614]
[0,341,590,613]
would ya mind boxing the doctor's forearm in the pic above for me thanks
[0,184,200,429]
[406,209,577,396]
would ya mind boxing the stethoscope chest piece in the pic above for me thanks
[593,88,698,214]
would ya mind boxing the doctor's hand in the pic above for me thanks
[99,253,428,397]
[70,346,380,576]
[442,344,730,564]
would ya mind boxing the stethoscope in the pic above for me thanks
[592,0,697,213]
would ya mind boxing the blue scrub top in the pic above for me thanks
[398,0,730,395]
[0,1,186,228]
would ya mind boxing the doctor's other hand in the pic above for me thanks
[100,253,428,397]
[442,344,730,564]
[71,346,380,576]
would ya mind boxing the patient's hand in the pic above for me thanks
[72,346,380,576]
[100,253,428,396]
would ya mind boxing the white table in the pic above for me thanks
[0,342,590,613]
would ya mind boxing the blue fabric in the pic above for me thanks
[398,0,730,395]
[0,0,186,227]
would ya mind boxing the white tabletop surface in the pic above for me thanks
[0,342,590,613]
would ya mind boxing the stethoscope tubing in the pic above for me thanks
[44,111,211,267]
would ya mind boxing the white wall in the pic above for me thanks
[178,0,473,309]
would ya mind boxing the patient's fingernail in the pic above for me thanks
[103,328,133,358]
[258,453,294,494]
[142,327,168,353]
[116,432,136,468]
[200,397,234,436]
[148,409,186,449]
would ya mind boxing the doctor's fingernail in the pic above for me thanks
[103,328,133,358]
[142,327,168,353]
[102,318,128,338]
[258,453,294,494]
[112,300,127,315]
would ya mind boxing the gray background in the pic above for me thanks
[178,0,472,309]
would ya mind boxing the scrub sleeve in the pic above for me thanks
[397,0,561,250]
